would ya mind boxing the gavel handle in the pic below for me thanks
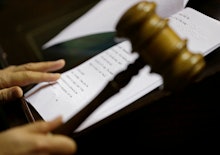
[52,56,145,136]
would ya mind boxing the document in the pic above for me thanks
[25,3,220,133]
[26,41,162,132]
[169,8,220,56]
[43,0,187,49]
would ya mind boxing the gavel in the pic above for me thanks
[116,1,205,91]
[53,1,206,136]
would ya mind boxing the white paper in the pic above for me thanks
[26,41,163,132]
[43,0,186,49]
[169,7,220,56]
[184,0,189,6]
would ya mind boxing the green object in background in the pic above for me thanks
[42,32,118,72]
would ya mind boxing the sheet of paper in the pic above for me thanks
[184,0,189,6]
[26,41,163,132]
[43,0,186,49]
[168,7,220,56]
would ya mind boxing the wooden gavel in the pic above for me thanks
[53,1,206,136]
[116,1,205,91]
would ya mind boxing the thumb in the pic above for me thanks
[0,86,23,103]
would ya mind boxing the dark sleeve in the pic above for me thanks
[0,106,9,131]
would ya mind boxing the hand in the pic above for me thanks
[0,116,77,155]
[0,59,65,102]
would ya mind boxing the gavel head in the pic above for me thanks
[116,1,206,91]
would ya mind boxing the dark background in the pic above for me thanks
[0,0,99,66]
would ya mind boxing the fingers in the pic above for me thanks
[0,86,23,102]
[23,117,78,154]
[0,117,77,155]
[0,59,65,89]
[41,133,77,154]
[5,59,65,72]
[1,71,61,87]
